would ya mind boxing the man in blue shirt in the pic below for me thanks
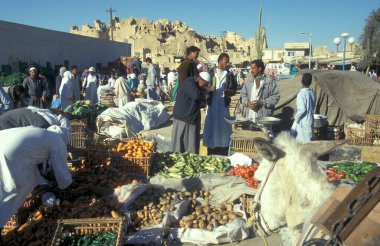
[292,73,316,143]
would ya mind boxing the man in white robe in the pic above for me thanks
[83,67,99,104]
[0,126,72,228]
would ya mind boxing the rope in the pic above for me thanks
[249,159,278,246]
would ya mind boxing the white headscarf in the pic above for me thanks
[57,114,71,131]
[47,125,71,145]
[59,71,73,95]
[59,67,66,77]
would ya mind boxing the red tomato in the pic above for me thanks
[329,168,337,173]
[338,172,346,179]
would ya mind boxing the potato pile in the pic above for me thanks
[179,203,243,231]
[129,187,175,230]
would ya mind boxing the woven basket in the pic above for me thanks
[228,137,260,158]
[51,218,123,246]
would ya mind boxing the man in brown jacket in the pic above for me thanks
[178,46,200,87]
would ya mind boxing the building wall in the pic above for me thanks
[0,20,131,72]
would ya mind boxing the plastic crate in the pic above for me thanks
[70,119,89,134]
[51,218,123,246]
[228,137,260,158]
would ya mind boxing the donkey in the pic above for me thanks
[252,131,346,245]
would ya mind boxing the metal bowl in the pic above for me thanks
[256,116,281,125]
[224,116,249,125]
[314,114,328,128]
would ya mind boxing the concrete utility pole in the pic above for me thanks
[106,7,117,41]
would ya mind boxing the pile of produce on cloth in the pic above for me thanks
[116,184,249,245]
[128,187,215,230]
[229,163,260,188]
[153,152,231,178]
[64,100,108,118]
[323,161,377,182]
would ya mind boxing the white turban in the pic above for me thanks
[57,114,72,131]
[47,125,71,145]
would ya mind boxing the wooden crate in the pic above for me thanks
[229,137,260,158]
[70,119,89,134]
[2,194,41,234]
[100,95,116,107]
[109,138,155,180]
[326,125,345,140]
[345,126,380,146]
[241,194,255,217]
[51,218,123,246]
[366,115,380,134]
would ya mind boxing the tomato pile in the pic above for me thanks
[324,167,346,181]
[229,163,260,188]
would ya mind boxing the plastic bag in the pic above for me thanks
[51,97,61,109]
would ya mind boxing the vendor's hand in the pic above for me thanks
[248,100,262,110]
[208,86,216,93]
[41,96,46,102]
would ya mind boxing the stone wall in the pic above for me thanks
[0,20,131,72]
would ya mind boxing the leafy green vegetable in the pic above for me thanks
[153,152,231,178]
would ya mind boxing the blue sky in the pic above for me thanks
[0,0,378,51]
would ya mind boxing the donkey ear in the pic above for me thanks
[303,139,347,157]
[254,137,278,161]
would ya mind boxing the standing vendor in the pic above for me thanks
[203,53,237,155]
[240,60,280,137]
[22,67,49,108]
[171,72,211,154]
[0,126,72,228]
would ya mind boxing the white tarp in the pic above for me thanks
[150,173,256,205]
[96,100,170,139]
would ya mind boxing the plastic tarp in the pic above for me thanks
[273,70,380,130]
[96,100,170,139]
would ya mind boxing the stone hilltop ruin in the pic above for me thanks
[70,17,267,68]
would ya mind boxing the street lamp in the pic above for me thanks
[348,37,355,52]
[130,36,142,57]
[333,37,341,52]
[301,32,312,69]
[341,32,350,71]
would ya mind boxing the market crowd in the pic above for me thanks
[0,45,319,233]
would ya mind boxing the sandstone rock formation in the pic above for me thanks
[70,17,267,68]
